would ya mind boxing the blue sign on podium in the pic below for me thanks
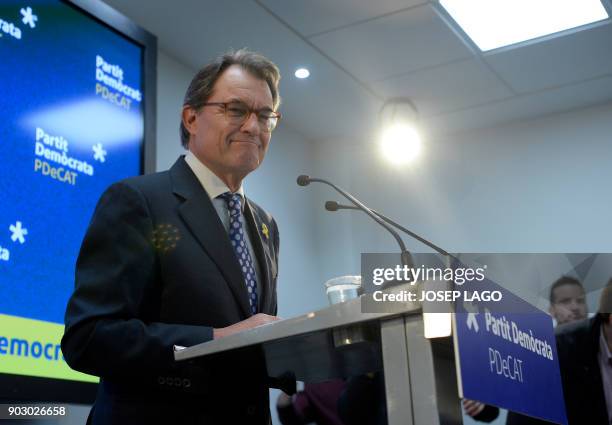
[453,259,567,425]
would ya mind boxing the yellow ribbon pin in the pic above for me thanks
[261,223,269,239]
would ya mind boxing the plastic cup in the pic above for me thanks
[325,275,361,305]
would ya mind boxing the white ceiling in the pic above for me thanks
[102,0,612,143]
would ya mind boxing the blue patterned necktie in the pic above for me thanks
[219,192,258,315]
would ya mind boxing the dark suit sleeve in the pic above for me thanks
[472,405,499,422]
[61,182,212,379]
[506,411,553,425]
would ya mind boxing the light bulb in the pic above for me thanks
[380,123,422,165]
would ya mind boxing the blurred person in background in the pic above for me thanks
[548,276,588,326]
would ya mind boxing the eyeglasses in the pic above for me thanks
[201,101,281,132]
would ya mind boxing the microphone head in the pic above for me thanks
[296,175,311,186]
[325,201,339,211]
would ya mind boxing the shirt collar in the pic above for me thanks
[184,151,245,201]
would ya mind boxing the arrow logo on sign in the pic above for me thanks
[467,312,479,332]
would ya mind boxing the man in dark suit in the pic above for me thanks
[62,49,283,424]
[504,281,611,425]
[554,282,612,425]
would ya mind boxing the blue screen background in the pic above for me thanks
[0,0,144,324]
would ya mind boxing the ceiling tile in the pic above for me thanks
[484,22,612,93]
[278,67,382,142]
[425,75,612,137]
[102,0,612,142]
[372,59,513,115]
[310,3,473,82]
[259,0,428,37]
[102,0,381,142]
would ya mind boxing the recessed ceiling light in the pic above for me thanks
[294,68,310,79]
[440,0,609,52]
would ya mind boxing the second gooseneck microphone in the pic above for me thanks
[325,201,451,258]
[297,175,413,268]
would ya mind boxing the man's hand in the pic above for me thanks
[462,399,485,417]
[213,313,280,339]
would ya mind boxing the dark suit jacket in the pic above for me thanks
[555,316,608,425]
[62,157,280,425]
[504,316,608,425]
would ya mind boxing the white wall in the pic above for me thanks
[311,101,612,275]
[155,51,195,171]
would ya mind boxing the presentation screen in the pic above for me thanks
[0,0,155,402]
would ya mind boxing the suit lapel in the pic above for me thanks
[244,200,275,315]
[170,158,251,318]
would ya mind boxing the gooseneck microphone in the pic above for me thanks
[325,201,451,258]
[297,175,413,267]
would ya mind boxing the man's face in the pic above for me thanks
[549,284,587,325]
[183,65,274,182]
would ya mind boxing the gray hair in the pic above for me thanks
[180,49,281,148]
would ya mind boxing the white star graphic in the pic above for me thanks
[20,7,38,29]
[93,143,107,163]
[466,312,479,333]
[9,221,28,244]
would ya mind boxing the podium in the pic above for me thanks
[174,284,462,425]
